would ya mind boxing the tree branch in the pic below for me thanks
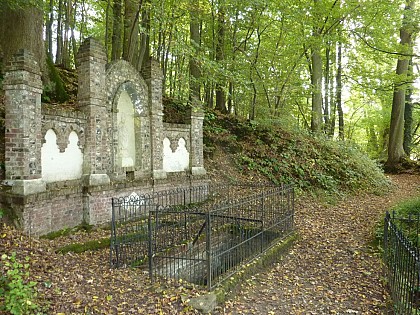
[351,30,420,58]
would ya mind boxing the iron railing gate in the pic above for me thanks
[110,192,154,268]
[111,183,294,290]
[384,211,420,314]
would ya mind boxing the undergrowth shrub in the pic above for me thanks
[390,196,420,217]
[42,57,69,103]
[204,111,390,193]
[388,197,420,245]
[0,252,40,315]
[375,197,420,250]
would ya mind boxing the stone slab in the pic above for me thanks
[3,179,46,195]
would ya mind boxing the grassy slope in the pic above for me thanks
[203,110,390,194]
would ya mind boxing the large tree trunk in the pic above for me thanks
[0,4,47,80]
[46,0,54,60]
[367,123,379,154]
[123,0,140,66]
[62,0,72,68]
[328,45,336,138]
[136,0,150,72]
[323,45,331,133]
[56,0,63,64]
[189,0,201,102]
[336,40,344,141]
[311,48,323,133]
[386,0,416,169]
[250,76,257,120]
[387,67,408,165]
[215,6,227,113]
[403,58,413,156]
[310,0,323,133]
[111,0,123,61]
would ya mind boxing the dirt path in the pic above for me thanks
[217,174,420,315]
[1,174,419,314]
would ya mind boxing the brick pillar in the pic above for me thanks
[190,98,207,176]
[2,49,46,195]
[142,59,166,179]
[76,38,110,186]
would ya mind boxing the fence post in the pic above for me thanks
[148,207,155,283]
[281,183,284,213]
[110,198,116,268]
[417,213,420,249]
[261,190,265,254]
[383,211,389,264]
[206,211,212,291]
[292,186,295,209]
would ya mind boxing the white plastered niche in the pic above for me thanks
[41,129,83,182]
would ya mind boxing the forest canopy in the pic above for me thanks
[0,0,419,168]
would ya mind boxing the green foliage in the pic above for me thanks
[390,196,420,217]
[204,111,390,193]
[0,253,40,315]
[1,0,42,11]
[375,196,420,251]
[388,197,420,245]
[7,0,417,158]
[204,110,240,155]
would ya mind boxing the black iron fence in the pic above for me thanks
[110,183,294,290]
[110,183,265,268]
[383,211,420,314]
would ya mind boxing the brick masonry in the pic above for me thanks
[1,38,207,236]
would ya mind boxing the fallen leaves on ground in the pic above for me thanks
[0,223,205,314]
[1,174,419,314]
[217,174,420,314]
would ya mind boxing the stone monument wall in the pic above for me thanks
[0,38,207,236]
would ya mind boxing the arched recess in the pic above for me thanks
[117,89,136,167]
[106,60,151,175]
[163,137,190,172]
[41,129,83,182]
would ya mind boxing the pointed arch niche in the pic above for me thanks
[41,129,83,182]
[106,60,154,179]
[117,90,136,168]
[111,79,149,176]
[163,137,190,172]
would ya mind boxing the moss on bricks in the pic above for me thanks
[56,238,111,254]
[41,222,95,240]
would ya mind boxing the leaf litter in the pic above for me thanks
[217,174,420,314]
[0,174,419,314]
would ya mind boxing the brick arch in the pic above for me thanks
[106,60,151,176]
[41,128,83,183]
[41,122,58,145]
[106,60,148,114]
[63,125,85,152]
[41,122,85,152]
